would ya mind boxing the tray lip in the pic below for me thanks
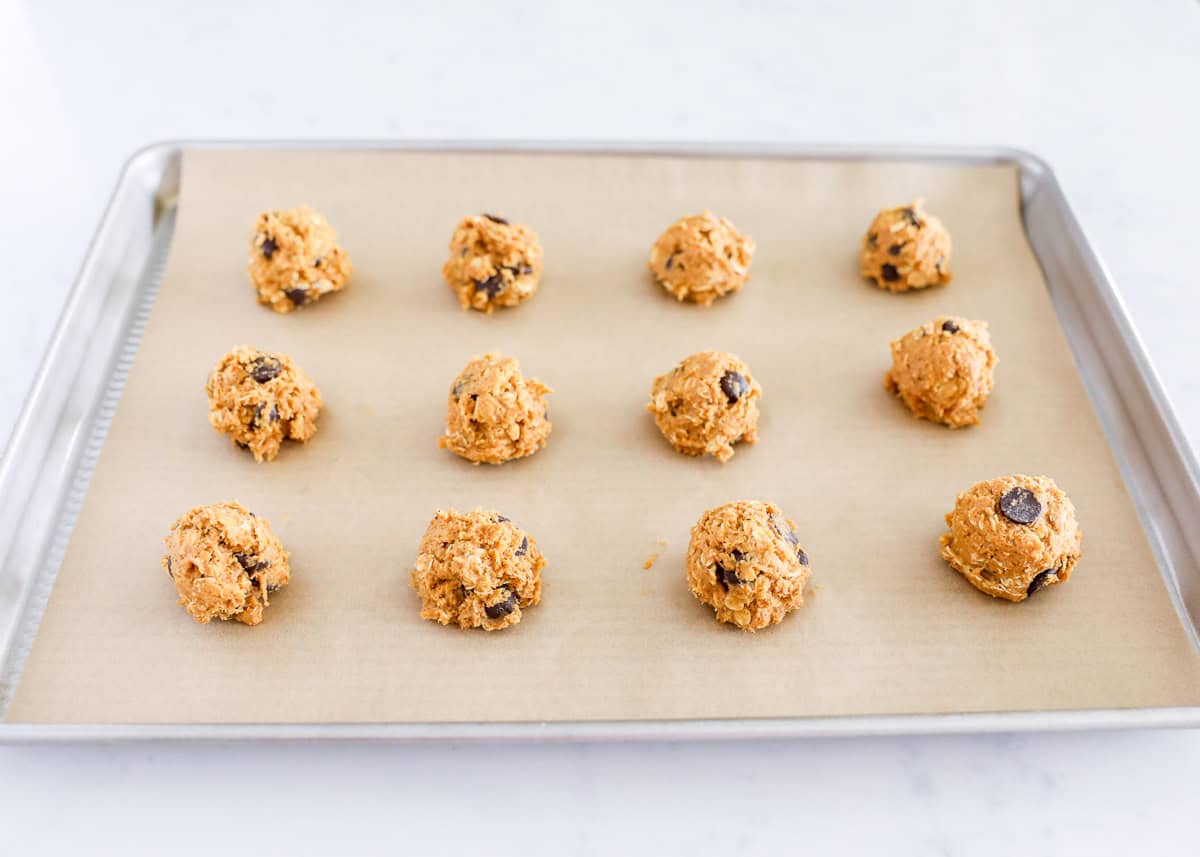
[2,139,1197,742]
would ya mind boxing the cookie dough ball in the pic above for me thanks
[686,500,812,631]
[161,501,290,626]
[438,352,552,465]
[442,213,543,312]
[410,509,545,631]
[648,210,755,305]
[206,345,323,462]
[884,316,997,428]
[648,351,761,463]
[248,205,352,313]
[940,475,1082,602]
[860,200,952,292]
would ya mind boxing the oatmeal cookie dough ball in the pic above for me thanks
[648,210,755,305]
[686,500,812,631]
[860,199,952,292]
[248,205,352,312]
[161,501,290,626]
[206,345,323,463]
[884,316,997,428]
[410,509,545,631]
[648,351,760,463]
[438,352,552,465]
[442,213,543,312]
[940,475,1082,602]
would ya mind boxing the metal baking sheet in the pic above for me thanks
[1,142,1198,741]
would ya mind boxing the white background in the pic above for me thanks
[1,1,1198,853]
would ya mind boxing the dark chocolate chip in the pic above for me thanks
[520,265,534,275]
[312,256,323,267]
[270,405,279,423]
[772,517,801,548]
[234,552,255,572]
[260,236,278,259]
[236,441,250,451]
[484,588,519,619]
[1027,569,1058,596]
[797,548,809,566]
[515,537,529,557]
[731,549,747,563]
[482,213,509,225]
[475,273,505,297]
[888,243,904,256]
[497,515,510,522]
[880,263,900,282]
[166,556,173,578]
[664,253,676,270]
[901,207,923,228]
[719,370,748,405]
[285,287,309,305]
[942,320,960,333]
[250,356,282,383]
[999,487,1043,525]
[265,582,281,593]
[715,564,749,590]
[250,402,265,430]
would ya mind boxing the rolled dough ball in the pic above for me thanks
[161,501,290,626]
[248,205,352,313]
[206,345,323,462]
[648,350,760,463]
[686,500,812,631]
[860,200,952,292]
[940,474,1082,602]
[442,213,543,312]
[647,210,755,305]
[410,509,545,631]
[884,315,997,428]
[438,352,552,465]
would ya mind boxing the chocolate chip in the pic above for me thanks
[719,370,748,405]
[888,243,904,256]
[260,236,278,259]
[249,402,265,430]
[715,564,749,590]
[270,406,279,423]
[236,441,250,451]
[797,549,809,566]
[1027,569,1058,596]
[901,207,923,228]
[482,213,509,225]
[880,263,900,282]
[285,287,309,305]
[475,273,505,297]
[999,487,1042,525]
[515,537,528,557]
[772,517,801,547]
[942,320,960,333]
[497,515,510,522]
[484,588,518,619]
[166,556,173,578]
[250,356,282,383]
[731,549,747,563]
[312,256,323,267]
[664,253,676,270]
[520,265,534,275]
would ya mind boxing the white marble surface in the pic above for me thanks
[1,0,1198,852]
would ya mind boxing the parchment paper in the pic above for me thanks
[9,149,1200,724]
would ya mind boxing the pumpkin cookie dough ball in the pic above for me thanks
[940,475,1082,602]
[686,500,812,631]
[860,200,952,292]
[206,345,323,462]
[884,316,997,428]
[410,509,545,631]
[438,352,552,465]
[161,501,290,626]
[648,350,760,463]
[442,213,543,312]
[248,205,352,313]
[648,210,755,305]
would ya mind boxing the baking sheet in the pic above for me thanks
[8,149,1200,724]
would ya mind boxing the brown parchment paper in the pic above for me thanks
[9,149,1200,725]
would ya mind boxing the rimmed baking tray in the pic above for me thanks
[1,142,1198,741]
